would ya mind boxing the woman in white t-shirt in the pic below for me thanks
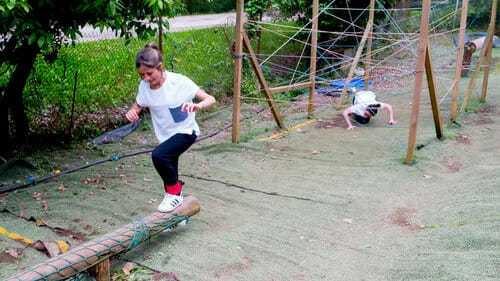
[342,89,396,130]
[126,43,215,212]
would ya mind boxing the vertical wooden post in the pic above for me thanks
[405,0,432,165]
[480,35,494,102]
[308,0,319,117]
[364,0,376,89]
[460,0,497,111]
[232,0,244,143]
[90,258,110,281]
[480,0,498,102]
[450,0,468,121]
[425,41,444,139]
[243,32,284,128]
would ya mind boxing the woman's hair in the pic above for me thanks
[136,42,163,68]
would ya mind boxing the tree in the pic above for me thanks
[0,0,183,155]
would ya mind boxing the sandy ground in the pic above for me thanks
[1,53,499,280]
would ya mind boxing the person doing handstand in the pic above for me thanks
[342,88,397,130]
[126,43,215,212]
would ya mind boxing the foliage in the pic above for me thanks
[245,0,270,20]
[0,0,188,155]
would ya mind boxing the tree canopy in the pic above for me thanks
[0,0,183,155]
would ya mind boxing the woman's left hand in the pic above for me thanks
[182,102,202,113]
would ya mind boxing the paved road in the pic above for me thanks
[77,12,238,42]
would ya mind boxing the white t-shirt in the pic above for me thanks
[350,90,385,116]
[136,71,200,143]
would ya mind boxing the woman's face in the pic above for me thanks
[138,64,163,88]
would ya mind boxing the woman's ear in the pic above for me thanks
[156,63,163,71]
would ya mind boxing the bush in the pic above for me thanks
[182,0,235,14]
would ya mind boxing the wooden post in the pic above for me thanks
[364,0,376,89]
[480,35,494,102]
[460,0,497,111]
[338,21,373,104]
[308,0,319,117]
[405,0,432,165]
[480,0,497,102]
[450,0,468,121]
[89,258,110,281]
[232,0,244,143]
[243,32,284,128]
[425,42,443,139]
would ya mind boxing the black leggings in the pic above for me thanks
[151,132,197,186]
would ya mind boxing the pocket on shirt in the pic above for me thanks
[169,104,188,123]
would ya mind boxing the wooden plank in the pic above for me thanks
[90,258,110,281]
[268,81,313,94]
[364,0,376,89]
[232,0,244,143]
[308,0,319,116]
[480,0,498,102]
[338,21,373,104]
[405,0,431,165]
[425,42,444,139]
[460,0,497,111]
[480,34,494,102]
[450,0,468,121]
[243,32,285,128]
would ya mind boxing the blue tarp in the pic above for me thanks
[315,78,373,93]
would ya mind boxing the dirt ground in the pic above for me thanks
[1,51,499,280]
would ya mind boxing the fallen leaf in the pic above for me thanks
[5,247,23,258]
[111,273,121,281]
[0,199,8,205]
[143,178,152,182]
[122,262,135,275]
[342,218,353,224]
[35,219,47,227]
[148,199,156,205]
[423,175,432,179]
[89,191,94,195]
[19,210,27,217]
[312,150,320,155]
[58,184,67,192]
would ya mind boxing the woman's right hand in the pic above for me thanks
[126,109,139,122]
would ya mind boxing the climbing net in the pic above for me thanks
[239,0,492,151]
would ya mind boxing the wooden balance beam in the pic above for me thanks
[6,196,200,281]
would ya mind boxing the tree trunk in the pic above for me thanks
[0,86,9,156]
[5,45,39,149]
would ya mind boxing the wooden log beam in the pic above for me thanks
[7,196,201,281]
[243,32,285,128]
[267,81,313,95]
[425,41,444,139]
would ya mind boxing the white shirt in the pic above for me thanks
[136,71,200,143]
[350,90,385,116]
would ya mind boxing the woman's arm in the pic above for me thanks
[342,107,356,130]
[126,101,142,122]
[182,89,216,113]
[381,103,397,125]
